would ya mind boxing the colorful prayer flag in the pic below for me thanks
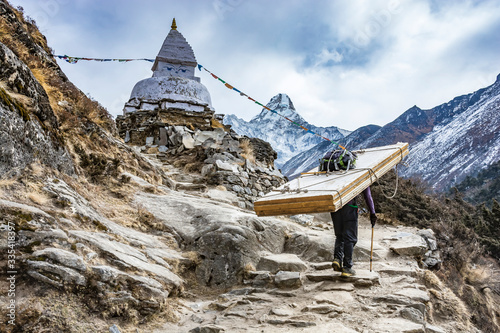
[196,63,344,149]
[52,55,154,63]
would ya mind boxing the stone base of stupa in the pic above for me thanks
[116,107,216,146]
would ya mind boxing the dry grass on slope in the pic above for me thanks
[0,1,115,134]
[239,138,256,164]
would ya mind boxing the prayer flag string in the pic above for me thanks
[52,54,154,64]
[49,54,346,149]
[197,64,346,150]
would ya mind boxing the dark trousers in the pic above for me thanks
[330,205,358,268]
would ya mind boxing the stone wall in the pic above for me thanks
[158,125,286,208]
[116,107,214,146]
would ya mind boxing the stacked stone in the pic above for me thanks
[201,136,286,209]
[388,229,442,270]
[146,124,286,208]
[116,107,214,147]
[117,114,285,208]
[418,229,441,269]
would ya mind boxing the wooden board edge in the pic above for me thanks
[255,203,338,216]
[254,199,335,212]
[254,194,334,206]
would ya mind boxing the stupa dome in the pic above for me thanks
[129,76,212,108]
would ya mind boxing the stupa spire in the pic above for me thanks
[150,18,198,81]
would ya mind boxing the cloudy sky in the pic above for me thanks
[11,0,500,131]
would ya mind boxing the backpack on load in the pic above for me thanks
[319,149,357,172]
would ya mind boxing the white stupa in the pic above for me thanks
[122,18,213,114]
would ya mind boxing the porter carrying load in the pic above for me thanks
[254,142,409,217]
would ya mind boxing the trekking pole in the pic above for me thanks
[370,226,374,272]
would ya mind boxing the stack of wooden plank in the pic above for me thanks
[254,142,409,217]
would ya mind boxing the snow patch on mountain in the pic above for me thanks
[400,78,500,190]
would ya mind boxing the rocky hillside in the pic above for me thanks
[1,2,500,332]
[224,93,350,168]
[452,160,500,207]
[0,41,74,177]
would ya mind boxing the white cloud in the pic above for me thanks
[313,48,343,67]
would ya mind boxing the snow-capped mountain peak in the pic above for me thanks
[224,93,350,168]
[251,93,303,123]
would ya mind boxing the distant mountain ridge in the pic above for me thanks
[223,93,350,168]
[360,82,492,148]
[282,74,500,190]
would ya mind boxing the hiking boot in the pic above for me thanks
[341,267,355,277]
[332,259,342,272]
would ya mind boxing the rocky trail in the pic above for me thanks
[156,215,447,333]
[112,152,453,333]
[130,153,449,332]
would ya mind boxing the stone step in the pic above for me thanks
[257,253,308,273]
[313,290,355,306]
[375,263,420,277]
[265,318,316,328]
[301,304,342,314]
[311,262,332,270]
[306,270,380,287]
[370,317,425,333]
[305,281,355,292]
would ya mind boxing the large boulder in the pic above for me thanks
[134,190,294,288]
[284,230,335,262]
[388,233,428,257]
